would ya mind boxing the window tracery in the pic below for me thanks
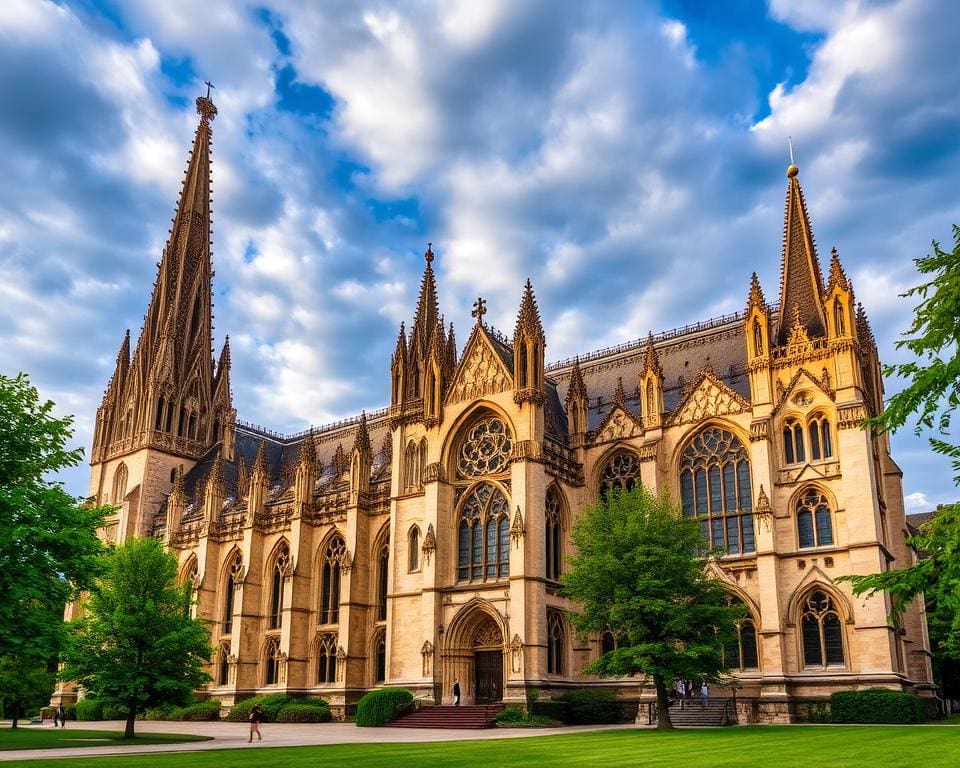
[801,590,845,667]
[269,542,290,630]
[320,535,345,624]
[545,487,563,581]
[223,551,242,634]
[599,451,641,496]
[374,630,386,683]
[547,611,565,675]
[457,417,512,478]
[783,418,805,464]
[376,536,390,621]
[457,483,510,582]
[317,633,337,684]
[679,427,754,554]
[264,637,281,685]
[808,413,833,461]
[796,489,834,549]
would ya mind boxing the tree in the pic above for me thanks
[844,227,960,678]
[0,656,54,728]
[0,373,107,727]
[562,485,744,728]
[60,537,212,739]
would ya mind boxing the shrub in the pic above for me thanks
[355,688,413,727]
[276,702,332,723]
[806,701,832,723]
[179,701,222,721]
[227,694,294,723]
[529,700,569,722]
[102,703,127,720]
[75,698,103,721]
[495,706,526,724]
[63,703,77,721]
[559,688,621,724]
[830,688,926,724]
[40,706,55,720]
[144,704,179,721]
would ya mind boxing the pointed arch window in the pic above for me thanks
[600,630,616,657]
[316,633,337,685]
[797,489,833,549]
[808,413,833,461]
[269,543,290,630]
[404,441,419,491]
[112,462,128,505]
[419,438,428,480]
[223,551,242,635]
[374,630,387,683]
[599,451,641,497]
[801,590,845,667]
[753,317,764,356]
[320,535,345,624]
[264,637,281,685]
[834,297,846,337]
[545,487,563,581]
[457,483,510,582]
[376,536,390,621]
[408,526,421,572]
[679,427,754,554]
[216,644,230,686]
[547,611,565,675]
[783,418,805,464]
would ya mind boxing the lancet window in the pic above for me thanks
[679,427,755,554]
[457,483,510,582]
[320,535,345,625]
[374,630,387,683]
[547,611,565,675]
[222,551,242,634]
[408,526,421,572]
[264,637,281,685]
[796,489,834,549]
[801,590,845,668]
[269,542,290,630]
[376,537,390,621]
[316,634,337,685]
[545,487,563,581]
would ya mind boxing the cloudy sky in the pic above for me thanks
[1,0,958,509]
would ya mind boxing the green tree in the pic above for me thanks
[0,373,107,727]
[844,226,960,675]
[562,485,744,728]
[60,537,212,738]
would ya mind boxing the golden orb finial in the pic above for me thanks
[786,163,799,178]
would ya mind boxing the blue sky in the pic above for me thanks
[1,0,958,510]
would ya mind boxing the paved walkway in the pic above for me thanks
[0,720,635,762]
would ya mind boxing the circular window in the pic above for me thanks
[457,417,513,478]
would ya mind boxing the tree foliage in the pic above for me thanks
[0,373,107,727]
[60,537,212,738]
[846,226,960,675]
[562,485,744,728]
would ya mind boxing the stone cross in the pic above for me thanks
[471,297,487,325]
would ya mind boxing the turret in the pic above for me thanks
[512,279,546,406]
[640,333,664,429]
[565,358,588,445]
[350,413,373,502]
[745,273,773,405]
[203,455,226,524]
[294,431,316,511]
[247,439,269,524]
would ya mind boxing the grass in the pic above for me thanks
[0,727,212,751]
[9,725,960,767]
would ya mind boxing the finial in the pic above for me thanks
[471,297,487,326]
[786,136,798,177]
[424,242,434,264]
[196,82,218,124]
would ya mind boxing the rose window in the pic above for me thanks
[457,417,512,478]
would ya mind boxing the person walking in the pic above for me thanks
[675,679,685,710]
[248,703,263,743]
[453,678,461,707]
[56,704,66,728]
[700,680,709,709]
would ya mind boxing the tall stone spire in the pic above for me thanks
[408,243,441,370]
[776,163,826,345]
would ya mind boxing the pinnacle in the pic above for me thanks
[747,272,767,313]
[643,333,663,378]
[353,412,372,459]
[218,335,231,373]
[207,455,225,494]
[827,247,850,293]
[565,357,587,404]
[393,322,407,364]
[332,443,348,476]
[613,376,627,409]
[513,277,545,344]
[299,430,317,466]
[252,439,269,478]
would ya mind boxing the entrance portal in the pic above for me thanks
[474,650,503,704]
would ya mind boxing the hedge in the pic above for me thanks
[179,701,222,721]
[75,699,124,721]
[495,706,526,724]
[226,694,294,723]
[355,688,413,727]
[276,701,332,723]
[529,700,569,722]
[559,688,621,724]
[830,688,926,724]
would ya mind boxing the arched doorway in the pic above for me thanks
[472,617,503,704]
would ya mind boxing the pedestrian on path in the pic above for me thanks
[453,678,461,707]
[248,704,263,743]
[56,704,66,728]
[700,680,709,709]
[675,679,685,710]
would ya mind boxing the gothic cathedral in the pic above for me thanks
[77,92,934,721]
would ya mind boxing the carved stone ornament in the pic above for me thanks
[336,645,346,682]
[511,506,525,547]
[473,618,502,648]
[422,462,443,483]
[750,420,769,442]
[447,333,512,404]
[510,634,523,673]
[838,403,869,430]
[754,484,772,531]
[421,640,434,677]
[669,371,749,426]
[421,523,437,566]
[592,406,641,443]
[339,547,353,574]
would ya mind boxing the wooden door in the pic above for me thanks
[474,650,503,704]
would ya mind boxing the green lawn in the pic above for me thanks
[10,726,960,767]
[0,727,212,751]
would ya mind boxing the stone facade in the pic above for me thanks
[65,96,935,720]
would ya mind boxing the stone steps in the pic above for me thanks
[387,704,504,729]
[664,699,733,727]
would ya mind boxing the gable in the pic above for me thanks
[773,367,835,415]
[446,328,513,405]
[669,370,749,426]
[591,405,642,444]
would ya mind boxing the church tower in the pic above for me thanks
[88,89,234,543]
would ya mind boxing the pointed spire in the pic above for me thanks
[299,429,316,467]
[613,376,627,409]
[392,322,407,366]
[856,302,875,346]
[776,162,826,345]
[252,439,269,479]
[236,457,249,498]
[409,243,440,363]
[445,321,457,375]
[379,432,393,462]
[206,455,226,499]
[217,335,231,375]
[566,357,587,404]
[827,247,850,293]
[513,278,546,344]
[332,442,348,477]
[102,329,131,405]
[642,333,663,378]
[353,412,372,460]
[746,272,768,313]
